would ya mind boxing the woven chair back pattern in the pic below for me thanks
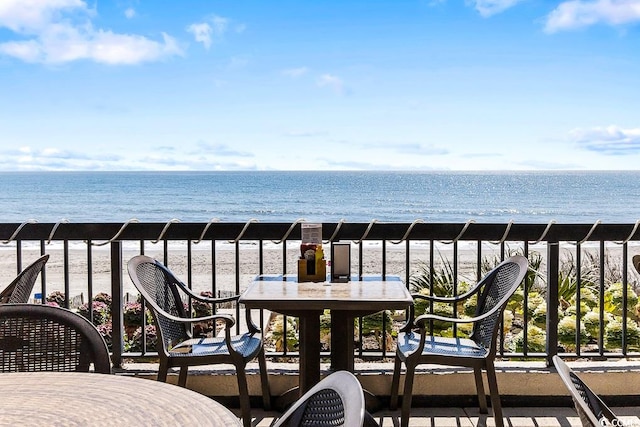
[0,254,49,304]
[0,304,111,374]
[132,261,190,349]
[472,262,521,349]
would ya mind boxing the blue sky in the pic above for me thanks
[1,0,639,171]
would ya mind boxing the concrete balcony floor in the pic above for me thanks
[238,406,640,426]
[117,360,640,426]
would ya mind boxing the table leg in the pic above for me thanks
[331,310,382,413]
[298,312,322,395]
[330,311,354,372]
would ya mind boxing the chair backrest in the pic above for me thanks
[633,254,640,276]
[0,254,49,304]
[0,303,111,374]
[273,370,367,427]
[552,355,619,427]
[127,255,191,350]
[470,255,528,350]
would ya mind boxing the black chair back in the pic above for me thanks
[0,303,111,374]
[0,254,49,304]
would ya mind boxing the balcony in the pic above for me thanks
[3,219,640,409]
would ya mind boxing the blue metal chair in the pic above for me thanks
[390,255,528,427]
[127,255,270,427]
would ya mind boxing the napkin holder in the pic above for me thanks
[330,242,351,283]
[298,258,326,282]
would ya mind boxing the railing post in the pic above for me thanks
[110,241,123,369]
[546,241,560,367]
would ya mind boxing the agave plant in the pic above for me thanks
[410,253,457,296]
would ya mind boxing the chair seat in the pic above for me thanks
[170,332,262,359]
[397,331,488,359]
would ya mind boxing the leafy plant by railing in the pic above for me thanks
[407,249,640,354]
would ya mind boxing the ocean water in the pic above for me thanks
[0,170,639,224]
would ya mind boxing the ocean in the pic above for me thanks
[0,170,639,224]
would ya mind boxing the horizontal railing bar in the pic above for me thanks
[2,222,640,242]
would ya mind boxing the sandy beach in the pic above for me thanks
[1,240,638,303]
[0,241,492,301]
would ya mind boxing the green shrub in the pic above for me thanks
[583,310,604,339]
[414,299,455,334]
[565,300,590,317]
[512,324,546,353]
[558,315,589,349]
[506,289,524,314]
[604,282,638,317]
[604,317,640,350]
[526,292,545,317]
[463,294,478,316]
[571,287,599,309]
[531,301,547,328]
[359,310,393,335]
[268,315,298,352]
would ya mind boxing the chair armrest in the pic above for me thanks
[413,299,507,329]
[413,313,473,328]
[178,281,262,334]
[173,280,240,304]
[411,279,484,304]
[412,292,466,303]
[400,287,481,332]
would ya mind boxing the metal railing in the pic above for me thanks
[2,220,640,368]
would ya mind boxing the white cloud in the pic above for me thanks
[544,0,640,33]
[187,15,230,49]
[317,74,346,95]
[569,125,640,154]
[283,67,309,78]
[0,144,259,171]
[468,0,525,17]
[0,0,182,65]
[124,8,135,19]
[186,22,213,49]
[0,0,89,33]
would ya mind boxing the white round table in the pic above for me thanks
[0,372,242,426]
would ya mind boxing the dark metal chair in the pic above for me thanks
[127,255,270,427]
[552,355,620,427]
[272,370,373,427]
[632,254,640,277]
[0,254,49,304]
[0,303,111,374]
[390,255,528,427]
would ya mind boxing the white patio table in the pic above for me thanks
[0,371,241,426]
